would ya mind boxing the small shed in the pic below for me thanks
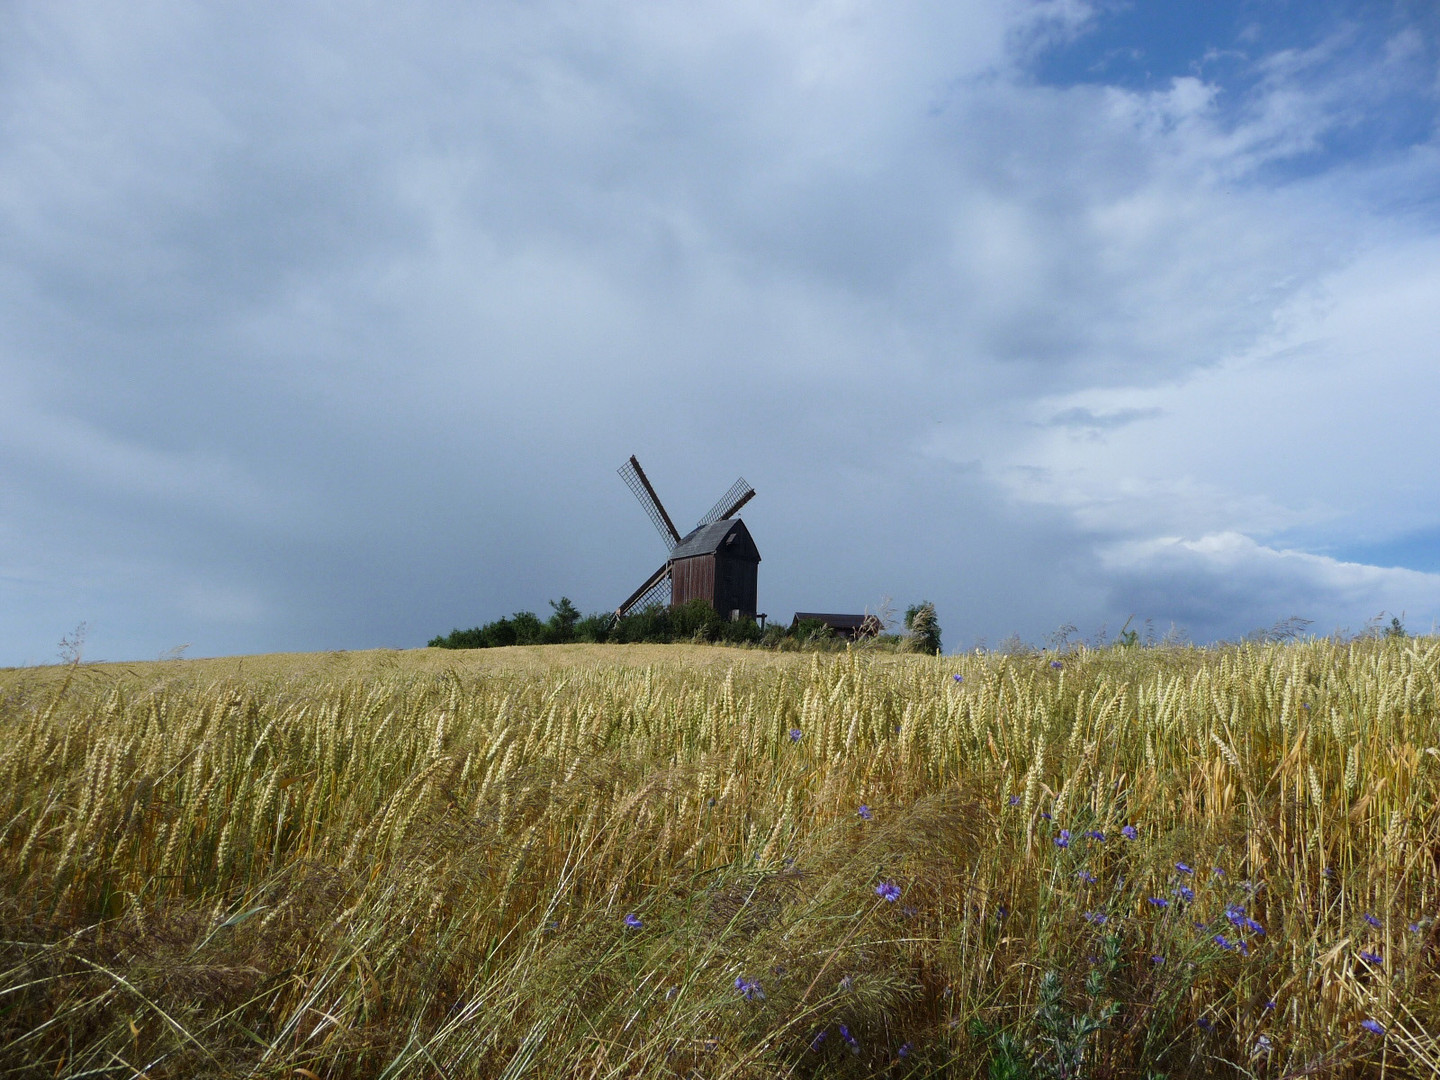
[670,518,761,618]
[790,612,884,641]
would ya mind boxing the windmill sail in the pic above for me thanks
[615,562,671,618]
[619,456,682,549]
[698,477,755,526]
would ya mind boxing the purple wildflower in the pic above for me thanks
[952,674,964,683]
[1193,920,1209,931]
[839,1023,860,1054]
[1361,1019,1386,1035]
[1212,866,1225,876]
[1243,917,1265,936]
[1149,897,1169,908]
[1121,825,1138,840]
[1214,935,1235,950]
[1359,950,1383,965]
[876,880,902,902]
[810,1029,828,1051]
[789,728,803,742]
[898,1042,912,1058]
[996,904,1008,921]
[1076,869,1097,884]
[1086,830,1105,841]
[1264,1000,1276,1010]
[1041,811,1053,820]
[1083,911,1106,925]
[1175,885,1195,903]
[857,804,872,820]
[1151,955,1165,964]
[1009,794,1022,806]
[1051,660,1063,669]
[1410,922,1423,933]
[1175,862,1194,875]
[1302,702,1311,710]
[1363,913,1382,929]
[623,913,643,929]
[1055,829,1071,849]
[1197,1017,1214,1031]
[735,976,765,1001]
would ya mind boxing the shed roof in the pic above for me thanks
[791,612,879,631]
[670,518,760,561]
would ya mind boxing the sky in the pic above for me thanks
[3,1,1439,664]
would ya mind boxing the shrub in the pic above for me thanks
[904,601,942,655]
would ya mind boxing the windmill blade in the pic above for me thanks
[697,477,755,526]
[615,562,671,618]
[619,455,682,550]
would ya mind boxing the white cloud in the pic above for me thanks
[1101,532,1440,638]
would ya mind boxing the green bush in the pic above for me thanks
[904,601,942,655]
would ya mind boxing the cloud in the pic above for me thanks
[0,1,1438,661]
[1101,532,1440,640]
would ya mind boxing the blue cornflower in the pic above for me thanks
[1175,885,1195,903]
[898,1042,912,1058]
[1175,862,1194,875]
[1225,905,1246,926]
[1264,1000,1276,1011]
[1237,939,1250,956]
[1151,954,1165,964]
[1214,935,1236,950]
[1121,825,1138,840]
[810,1029,828,1051]
[1055,829,1071,849]
[1410,922,1423,933]
[1149,897,1169,908]
[1302,702,1311,710]
[1083,911,1106,925]
[734,976,765,1001]
[1040,811,1053,820]
[623,913,643,929]
[1197,1017,1214,1031]
[1243,917,1265,936]
[1076,869,1097,884]
[1361,1019,1386,1035]
[789,728,803,741]
[996,904,1008,920]
[876,880,902,902]
[1212,866,1225,876]
[839,1023,860,1054]
[1193,920,1209,931]
[1359,950,1383,965]
[952,674,964,683]
[857,804,872,820]
[1009,794,1021,806]
[1364,913,1382,929]
[1051,660,1063,669]
[1085,830,1105,841]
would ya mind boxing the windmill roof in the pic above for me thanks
[671,518,759,560]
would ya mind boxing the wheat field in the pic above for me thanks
[1,639,1438,1078]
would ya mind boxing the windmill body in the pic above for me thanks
[615,456,760,620]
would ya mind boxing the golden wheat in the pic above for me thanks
[0,639,1436,1077]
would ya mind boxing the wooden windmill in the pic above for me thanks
[615,455,760,619]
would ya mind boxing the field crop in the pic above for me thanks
[2,639,1439,1077]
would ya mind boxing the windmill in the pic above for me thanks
[615,455,760,619]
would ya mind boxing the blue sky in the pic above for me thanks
[2,0,1439,663]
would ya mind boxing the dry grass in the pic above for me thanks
[1,638,1438,1078]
